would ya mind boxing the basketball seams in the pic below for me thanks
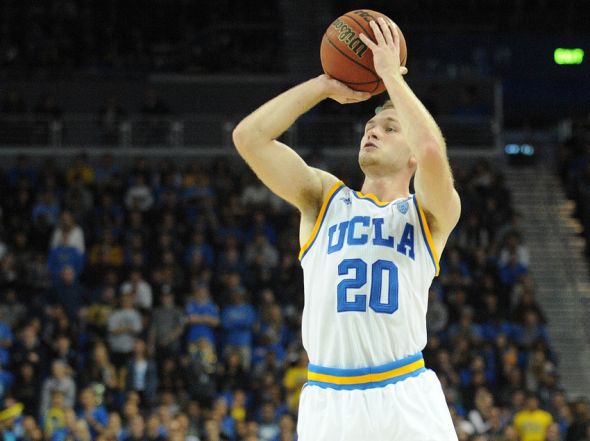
[325,36,378,78]
[322,73,380,86]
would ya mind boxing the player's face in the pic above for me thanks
[358,108,414,174]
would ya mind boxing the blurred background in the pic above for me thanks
[0,1,589,440]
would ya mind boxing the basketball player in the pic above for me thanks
[233,18,460,441]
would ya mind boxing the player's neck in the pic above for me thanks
[360,176,410,203]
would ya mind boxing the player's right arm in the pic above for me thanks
[232,75,370,212]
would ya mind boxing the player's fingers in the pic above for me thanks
[369,20,386,45]
[378,17,394,47]
[388,20,400,47]
[400,66,408,75]
[358,33,377,50]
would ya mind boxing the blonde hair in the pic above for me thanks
[375,100,395,114]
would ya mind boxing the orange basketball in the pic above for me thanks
[320,9,407,96]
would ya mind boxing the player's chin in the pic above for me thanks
[359,153,378,167]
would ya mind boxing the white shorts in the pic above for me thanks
[297,367,458,441]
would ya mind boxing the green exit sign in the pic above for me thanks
[554,48,585,65]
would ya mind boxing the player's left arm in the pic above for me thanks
[360,18,461,251]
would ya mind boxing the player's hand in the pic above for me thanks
[359,18,408,80]
[316,74,372,104]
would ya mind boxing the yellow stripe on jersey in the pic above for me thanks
[355,191,390,206]
[308,358,425,385]
[298,181,345,260]
[415,197,440,276]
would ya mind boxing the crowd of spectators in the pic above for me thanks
[0,153,586,441]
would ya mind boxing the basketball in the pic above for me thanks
[320,9,407,95]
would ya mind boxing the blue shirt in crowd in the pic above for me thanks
[186,301,220,344]
[221,304,257,348]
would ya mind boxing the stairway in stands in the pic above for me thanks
[504,165,590,398]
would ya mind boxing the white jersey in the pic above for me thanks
[299,181,440,369]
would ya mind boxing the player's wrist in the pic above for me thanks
[311,75,334,100]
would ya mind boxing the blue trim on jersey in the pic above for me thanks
[307,367,427,390]
[412,196,437,274]
[308,352,423,376]
[300,184,346,261]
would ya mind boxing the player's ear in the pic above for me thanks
[408,155,417,170]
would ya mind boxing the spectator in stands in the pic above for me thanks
[218,348,249,393]
[283,349,308,414]
[186,284,220,352]
[49,210,85,256]
[0,309,14,367]
[78,386,109,438]
[149,290,184,360]
[467,387,495,434]
[64,175,94,221]
[499,231,530,268]
[258,401,280,441]
[47,247,84,287]
[49,334,77,371]
[513,391,553,441]
[83,343,118,403]
[39,360,76,417]
[66,155,95,187]
[107,292,143,369]
[94,154,122,191]
[42,391,69,438]
[499,251,528,290]
[567,397,590,441]
[125,339,158,407]
[221,289,256,368]
[12,362,38,414]
[516,309,550,350]
[184,231,215,268]
[244,233,279,271]
[88,229,125,271]
[32,190,60,228]
[125,175,154,212]
[120,270,153,310]
[49,266,87,322]
[255,303,288,365]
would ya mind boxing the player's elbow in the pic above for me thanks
[232,121,259,153]
[232,123,249,152]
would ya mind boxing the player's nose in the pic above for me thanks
[367,127,380,139]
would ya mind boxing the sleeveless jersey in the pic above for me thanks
[299,181,440,369]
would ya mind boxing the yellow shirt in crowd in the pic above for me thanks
[513,409,553,441]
